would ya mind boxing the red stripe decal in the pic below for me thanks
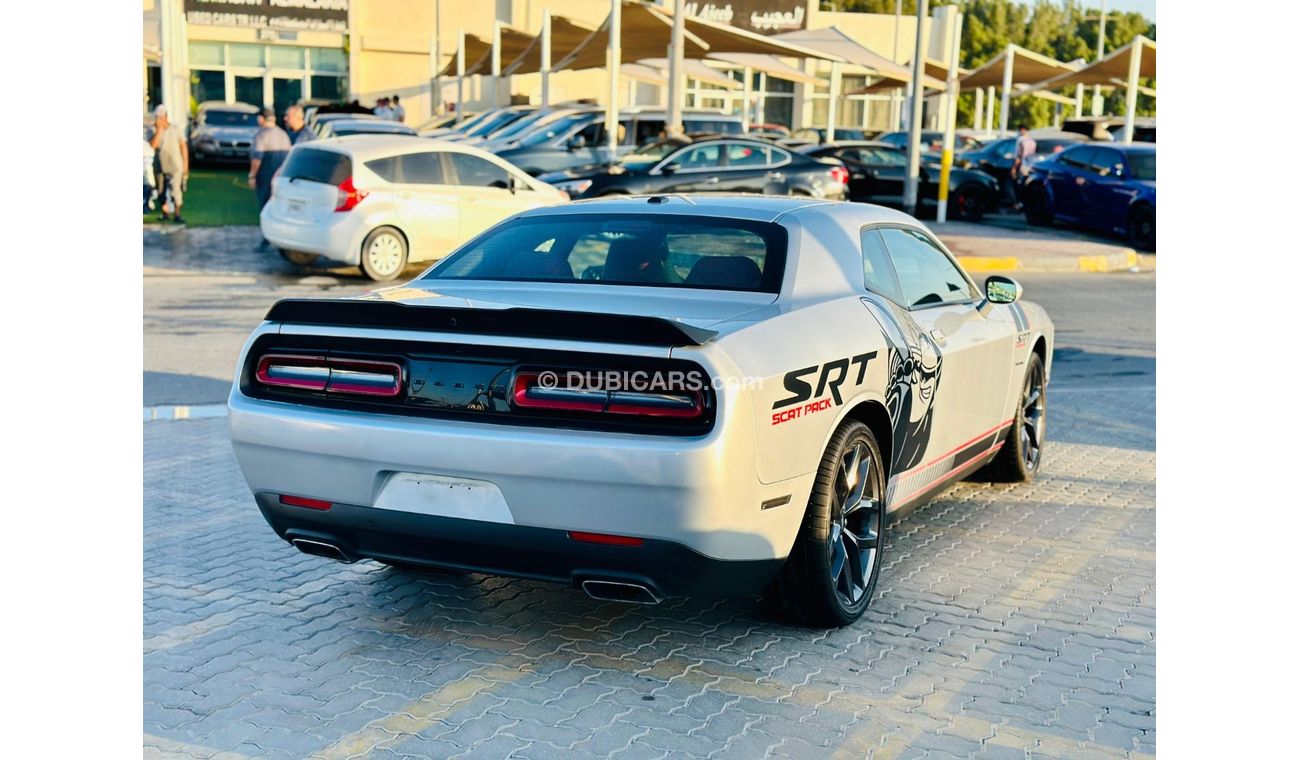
[899,418,1015,481]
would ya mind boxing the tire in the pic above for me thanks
[1023,185,1053,226]
[278,248,319,266]
[360,226,408,282]
[1128,205,1155,251]
[952,185,985,222]
[767,419,886,627]
[979,352,1047,483]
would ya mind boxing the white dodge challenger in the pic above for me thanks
[229,195,1053,627]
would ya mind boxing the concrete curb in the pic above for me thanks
[957,248,1151,274]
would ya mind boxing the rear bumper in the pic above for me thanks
[260,207,361,264]
[256,492,784,598]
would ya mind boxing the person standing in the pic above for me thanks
[248,108,292,247]
[1009,124,1037,209]
[143,135,156,214]
[391,95,405,123]
[373,97,392,120]
[148,104,189,223]
[284,105,316,145]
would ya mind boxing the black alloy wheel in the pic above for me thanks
[979,352,1047,483]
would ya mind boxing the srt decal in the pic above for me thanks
[771,352,877,426]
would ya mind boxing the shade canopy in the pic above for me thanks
[503,15,596,75]
[1025,36,1156,92]
[438,33,492,77]
[959,44,1080,89]
[620,63,669,86]
[707,52,822,85]
[552,2,709,72]
[462,25,535,76]
[681,11,838,60]
[638,58,742,90]
[772,26,945,90]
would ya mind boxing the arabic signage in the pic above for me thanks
[182,0,349,33]
[680,0,809,35]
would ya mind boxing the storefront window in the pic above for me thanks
[311,75,345,101]
[269,46,305,70]
[189,41,224,66]
[311,48,347,73]
[229,44,265,68]
[191,70,226,104]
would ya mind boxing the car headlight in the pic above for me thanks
[554,179,593,195]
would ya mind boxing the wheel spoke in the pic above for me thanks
[843,531,864,600]
[829,534,847,587]
[1025,386,1041,409]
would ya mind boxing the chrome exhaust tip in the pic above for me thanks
[580,579,661,605]
[291,538,354,563]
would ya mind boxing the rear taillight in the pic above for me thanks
[829,166,849,186]
[334,176,368,212]
[511,371,704,419]
[256,354,402,397]
[280,494,332,511]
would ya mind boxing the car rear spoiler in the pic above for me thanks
[264,298,719,347]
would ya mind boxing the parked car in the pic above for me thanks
[959,131,1088,203]
[423,106,539,142]
[747,123,791,138]
[792,127,872,144]
[1061,116,1156,143]
[1019,143,1155,249]
[311,112,380,136]
[259,136,567,280]
[188,101,261,164]
[414,111,468,133]
[317,120,418,139]
[497,108,745,176]
[877,130,985,153]
[539,137,848,200]
[229,195,1054,626]
[801,142,999,221]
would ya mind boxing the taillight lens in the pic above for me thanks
[829,166,849,186]
[256,354,402,397]
[511,371,704,419]
[335,176,368,212]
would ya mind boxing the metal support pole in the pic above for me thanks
[936,11,963,224]
[903,0,929,217]
[456,28,465,124]
[756,71,767,126]
[985,86,994,132]
[1092,0,1106,116]
[491,20,502,107]
[540,9,552,108]
[826,61,840,143]
[999,45,1014,136]
[1123,37,1142,143]
[666,0,685,137]
[973,87,983,131]
[606,0,621,163]
[741,65,752,132]
[891,0,903,131]
[1075,83,1084,118]
[430,0,441,117]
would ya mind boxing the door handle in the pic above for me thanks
[705,176,720,184]
[766,171,785,180]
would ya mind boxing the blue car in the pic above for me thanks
[1020,143,1155,250]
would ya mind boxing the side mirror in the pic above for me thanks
[984,275,1022,304]
[659,164,677,176]
[569,135,587,151]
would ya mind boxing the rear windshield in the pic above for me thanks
[280,147,351,185]
[1126,152,1156,180]
[204,110,257,127]
[425,214,787,293]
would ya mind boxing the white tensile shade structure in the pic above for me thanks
[706,53,822,131]
[502,14,598,108]
[1022,36,1156,143]
[771,26,944,143]
[439,32,492,123]
[637,58,742,91]
[959,44,1081,136]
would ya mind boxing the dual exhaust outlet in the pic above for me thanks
[290,539,662,605]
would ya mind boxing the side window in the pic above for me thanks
[879,227,976,308]
[1062,147,1097,171]
[725,143,770,168]
[574,120,605,146]
[769,147,792,165]
[365,157,400,183]
[449,153,511,189]
[667,144,722,171]
[397,152,444,184]
[1090,149,1124,178]
[860,228,903,304]
[634,119,663,145]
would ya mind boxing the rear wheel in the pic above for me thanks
[952,185,985,221]
[278,248,319,266]
[979,352,1046,483]
[768,420,886,627]
[1023,185,1053,226]
[360,226,408,281]
[1129,205,1155,251]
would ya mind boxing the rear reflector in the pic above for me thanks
[568,531,644,547]
[280,494,332,510]
[256,354,402,397]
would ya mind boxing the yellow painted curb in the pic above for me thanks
[957,256,1021,272]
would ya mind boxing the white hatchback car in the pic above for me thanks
[261,136,568,281]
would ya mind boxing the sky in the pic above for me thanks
[1068,0,1156,22]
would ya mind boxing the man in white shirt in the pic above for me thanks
[373,97,393,120]
[391,95,405,123]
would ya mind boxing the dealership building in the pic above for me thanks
[144,0,960,132]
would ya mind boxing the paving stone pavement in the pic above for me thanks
[143,382,1154,759]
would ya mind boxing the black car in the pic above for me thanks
[959,131,1088,202]
[877,130,985,153]
[800,142,1000,221]
[538,137,848,200]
